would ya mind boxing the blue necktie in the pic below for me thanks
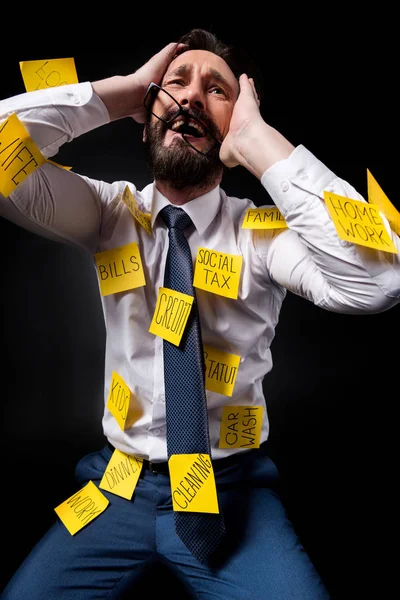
[160,205,226,563]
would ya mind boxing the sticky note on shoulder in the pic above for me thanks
[20,58,78,92]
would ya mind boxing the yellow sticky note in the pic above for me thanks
[367,169,400,236]
[54,480,109,535]
[107,371,143,430]
[219,405,264,449]
[169,454,220,514]
[242,206,288,229]
[47,159,72,171]
[99,448,143,500]
[0,113,46,197]
[203,345,240,396]
[122,185,152,235]
[194,248,243,299]
[324,191,398,254]
[149,287,194,346]
[19,58,78,92]
[94,242,146,296]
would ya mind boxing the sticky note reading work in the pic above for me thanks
[100,448,143,500]
[94,242,146,296]
[324,191,398,254]
[20,58,78,92]
[367,169,400,236]
[203,345,240,396]
[149,287,194,346]
[169,454,220,514]
[54,480,108,535]
[122,185,152,235]
[219,405,264,449]
[0,113,46,197]
[242,206,287,229]
[194,248,243,299]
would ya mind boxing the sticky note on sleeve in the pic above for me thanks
[20,58,78,92]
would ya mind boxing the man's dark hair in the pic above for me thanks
[175,28,264,103]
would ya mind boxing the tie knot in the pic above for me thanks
[161,205,193,232]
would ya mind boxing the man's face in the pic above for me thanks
[145,50,239,190]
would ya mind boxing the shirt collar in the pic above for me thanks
[148,183,222,236]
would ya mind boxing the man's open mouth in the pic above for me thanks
[170,116,207,138]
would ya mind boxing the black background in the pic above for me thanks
[0,15,398,599]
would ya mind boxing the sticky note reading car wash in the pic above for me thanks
[20,58,78,92]
[194,248,243,299]
[0,113,46,197]
[169,454,220,513]
[54,480,109,535]
[100,448,143,500]
[149,287,194,346]
[219,405,264,449]
[242,206,288,229]
[94,242,146,296]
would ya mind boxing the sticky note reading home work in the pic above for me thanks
[54,480,109,535]
[0,113,46,197]
[242,207,288,229]
[324,191,398,254]
[107,371,143,430]
[367,169,400,236]
[169,454,220,513]
[19,58,78,92]
[194,248,243,299]
[99,448,143,500]
[94,242,146,296]
[203,345,240,396]
[122,185,152,235]
[219,405,264,449]
[149,287,194,346]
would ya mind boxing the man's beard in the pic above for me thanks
[144,113,224,192]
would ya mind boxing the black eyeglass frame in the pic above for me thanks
[143,82,222,156]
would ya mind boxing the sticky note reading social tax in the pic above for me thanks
[194,248,243,299]
[54,480,108,535]
[19,58,78,92]
[100,448,143,500]
[94,242,146,296]
[169,454,220,513]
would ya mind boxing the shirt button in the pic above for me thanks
[280,181,289,192]
[153,429,160,436]
[299,171,308,180]
[73,95,80,104]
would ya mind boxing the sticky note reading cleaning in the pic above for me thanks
[194,248,243,299]
[242,206,287,229]
[0,113,46,197]
[94,242,146,296]
[169,454,220,513]
[219,405,264,449]
[324,191,398,254]
[149,287,194,346]
[99,448,143,500]
[367,169,400,236]
[54,480,108,535]
[122,185,152,235]
[107,371,143,430]
[19,58,78,92]
[203,345,240,396]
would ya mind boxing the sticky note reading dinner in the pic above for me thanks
[0,113,46,197]
[194,248,243,299]
[149,287,194,346]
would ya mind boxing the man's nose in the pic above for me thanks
[179,84,205,111]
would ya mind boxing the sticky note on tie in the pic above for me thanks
[203,345,240,396]
[94,242,146,296]
[194,248,243,299]
[367,169,400,236]
[19,58,78,92]
[107,371,143,430]
[169,454,220,513]
[99,448,143,500]
[54,480,108,535]
[219,406,264,449]
[149,287,194,346]
[323,191,398,254]
[0,113,46,197]
[242,206,288,229]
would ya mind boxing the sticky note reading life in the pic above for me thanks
[107,371,143,430]
[149,287,194,346]
[203,345,240,396]
[0,113,46,197]
[242,206,288,229]
[122,185,152,235]
[367,169,400,236]
[219,405,264,449]
[194,248,243,299]
[99,448,143,500]
[94,242,146,296]
[323,191,398,254]
[169,454,220,514]
[54,480,108,535]
[19,58,78,92]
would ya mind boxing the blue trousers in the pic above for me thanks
[1,444,330,599]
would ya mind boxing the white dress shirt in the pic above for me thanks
[1,83,399,461]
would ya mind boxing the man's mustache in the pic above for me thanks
[160,106,221,141]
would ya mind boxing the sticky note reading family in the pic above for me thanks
[242,206,288,229]
[54,480,109,535]
[122,185,152,235]
[204,345,240,396]
[19,58,78,92]
[324,191,398,254]
[94,242,146,296]
[194,248,242,299]
[0,113,46,197]
[100,448,143,500]
[169,454,220,514]
[219,405,264,449]
[107,371,143,430]
[367,169,400,236]
[149,287,194,346]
